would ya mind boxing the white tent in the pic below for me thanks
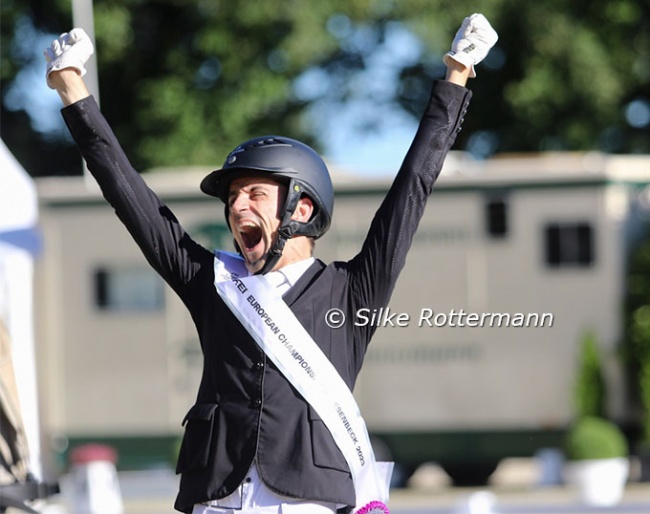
[0,139,42,481]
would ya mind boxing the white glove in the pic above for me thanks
[443,13,498,78]
[44,28,94,89]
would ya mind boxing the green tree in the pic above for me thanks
[622,224,650,445]
[575,331,606,419]
[2,0,649,177]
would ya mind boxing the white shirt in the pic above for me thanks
[264,257,315,296]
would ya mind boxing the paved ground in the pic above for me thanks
[40,465,650,514]
[389,484,650,514]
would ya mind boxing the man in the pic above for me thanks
[45,13,497,514]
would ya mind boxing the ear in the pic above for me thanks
[291,196,314,223]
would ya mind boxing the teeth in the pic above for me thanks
[238,222,257,234]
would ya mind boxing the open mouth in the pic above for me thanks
[239,224,263,252]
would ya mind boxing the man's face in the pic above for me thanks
[227,175,286,273]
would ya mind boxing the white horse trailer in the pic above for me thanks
[34,152,650,484]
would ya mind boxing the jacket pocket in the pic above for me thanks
[175,403,219,474]
[308,406,350,473]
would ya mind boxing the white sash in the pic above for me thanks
[213,251,393,513]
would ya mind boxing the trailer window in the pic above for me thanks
[544,222,594,267]
[93,266,165,312]
[485,197,508,238]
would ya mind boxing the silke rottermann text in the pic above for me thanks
[353,308,554,328]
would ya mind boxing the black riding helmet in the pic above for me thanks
[200,136,334,273]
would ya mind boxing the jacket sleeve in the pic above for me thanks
[346,80,472,352]
[61,96,213,304]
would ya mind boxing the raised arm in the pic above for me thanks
[347,14,498,344]
[43,30,213,302]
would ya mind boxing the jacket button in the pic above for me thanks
[253,362,264,371]
[250,398,262,409]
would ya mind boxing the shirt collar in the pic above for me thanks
[264,257,314,291]
[275,257,315,288]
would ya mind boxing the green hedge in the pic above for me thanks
[565,416,628,460]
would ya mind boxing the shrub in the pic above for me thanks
[574,331,606,418]
[565,416,628,461]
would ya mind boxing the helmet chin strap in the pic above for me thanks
[254,184,302,275]
[255,223,293,275]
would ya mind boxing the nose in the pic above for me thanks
[230,191,250,212]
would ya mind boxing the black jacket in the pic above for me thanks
[61,79,472,512]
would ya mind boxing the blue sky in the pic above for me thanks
[296,22,425,174]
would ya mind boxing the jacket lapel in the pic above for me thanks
[282,259,326,307]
